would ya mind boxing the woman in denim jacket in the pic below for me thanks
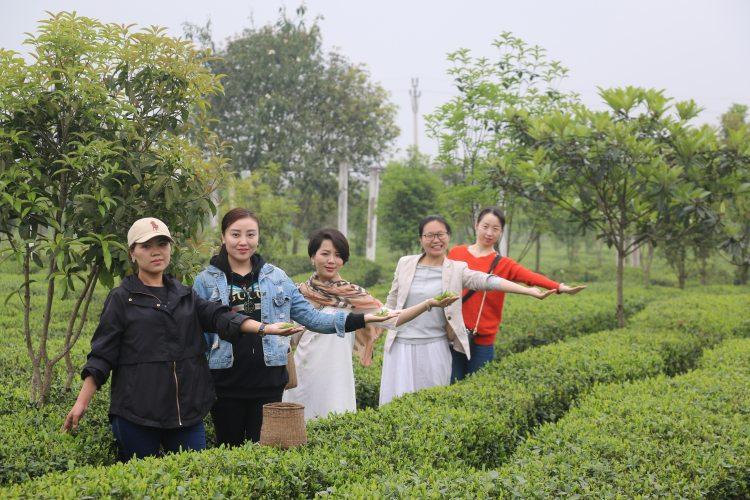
[193,208,395,446]
[62,217,299,461]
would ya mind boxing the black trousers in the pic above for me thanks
[210,392,283,446]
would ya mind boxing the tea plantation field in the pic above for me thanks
[1,255,748,497]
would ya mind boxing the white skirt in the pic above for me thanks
[378,338,452,406]
[282,327,357,421]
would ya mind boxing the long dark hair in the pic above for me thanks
[476,207,506,229]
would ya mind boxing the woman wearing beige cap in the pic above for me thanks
[62,217,305,461]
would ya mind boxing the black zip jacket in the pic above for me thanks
[81,274,247,428]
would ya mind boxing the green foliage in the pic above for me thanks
[717,105,750,284]
[218,164,299,262]
[426,32,576,236]
[2,282,748,494]
[495,86,737,324]
[272,254,314,278]
[494,338,750,498]
[0,11,226,404]
[186,8,399,237]
[354,282,653,410]
[630,287,750,340]
[378,153,443,254]
[336,338,750,498]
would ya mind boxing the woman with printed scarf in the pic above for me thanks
[282,228,458,420]
[193,209,396,446]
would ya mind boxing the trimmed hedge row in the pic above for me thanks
[3,304,727,497]
[335,338,750,498]
[496,337,750,498]
[2,282,746,489]
[354,283,655,409]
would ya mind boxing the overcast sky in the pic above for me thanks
[3,1,749,160]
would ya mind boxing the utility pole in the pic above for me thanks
[366,164,383,261]
[409,77,421,152]
[338,161,349,237]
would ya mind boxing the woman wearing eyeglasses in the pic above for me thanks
[378,215,555,406]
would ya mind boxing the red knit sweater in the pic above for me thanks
[448,245,560,345]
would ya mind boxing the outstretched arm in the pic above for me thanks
[393,295,459,326]
[486,276,555,300]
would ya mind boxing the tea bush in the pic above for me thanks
[321,338,750,498]
[3,311,730,497]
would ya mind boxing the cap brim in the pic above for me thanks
[132,232,174,245]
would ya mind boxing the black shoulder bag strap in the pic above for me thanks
[462,253,503,303]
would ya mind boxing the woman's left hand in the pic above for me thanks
[558,283,586,295]
[364,311,400,324]
[530,288,557,300]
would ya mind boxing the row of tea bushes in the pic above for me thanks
[333,338,750,498]
[496,337,750,498]
[4,290,736,497]
[354,282,656,409]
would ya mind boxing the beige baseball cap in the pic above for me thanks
[127,217,174,247]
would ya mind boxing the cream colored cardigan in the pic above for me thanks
[384,254,496,359]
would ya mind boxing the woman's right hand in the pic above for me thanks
[62,376,97,433]
[264,322,306,336]
[62,401,88,432]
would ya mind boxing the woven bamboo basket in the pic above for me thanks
[259,402,307,448]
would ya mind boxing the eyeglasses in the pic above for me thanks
[422,232,449,241]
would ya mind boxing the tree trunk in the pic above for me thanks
[23,244,41,403]
[64,351,75,391]
[676,247,687,289]
[739,262,749,285]
[616,248,625,328]
[699,256,708,286]
[338,162,349,238]
[365,166,381,261]
[534,233,541,272]
[642,242,654,287]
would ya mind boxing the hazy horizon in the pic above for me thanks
[3,1,748,161]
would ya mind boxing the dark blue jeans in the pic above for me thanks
[110,415,206,461]
[450,337,495,383]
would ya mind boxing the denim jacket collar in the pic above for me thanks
[204,263,275,280]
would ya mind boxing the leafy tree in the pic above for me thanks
[495,87,711,326]
[426,32,576,244]
[186,8,398,240]
[218,163,299,261]
[0,12,226,404]
[718,104,750,284]
[378,151,443,254]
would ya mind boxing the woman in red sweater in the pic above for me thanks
[448,207,585,381]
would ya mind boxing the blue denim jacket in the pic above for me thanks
[193,263,347,368]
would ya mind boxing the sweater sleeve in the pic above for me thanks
[504,258,560,290]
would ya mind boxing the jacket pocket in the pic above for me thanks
[262,335,290,366]
[207,334,234,369]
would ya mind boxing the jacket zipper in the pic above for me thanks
[173,361,183,426]
[129,290,183,426]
